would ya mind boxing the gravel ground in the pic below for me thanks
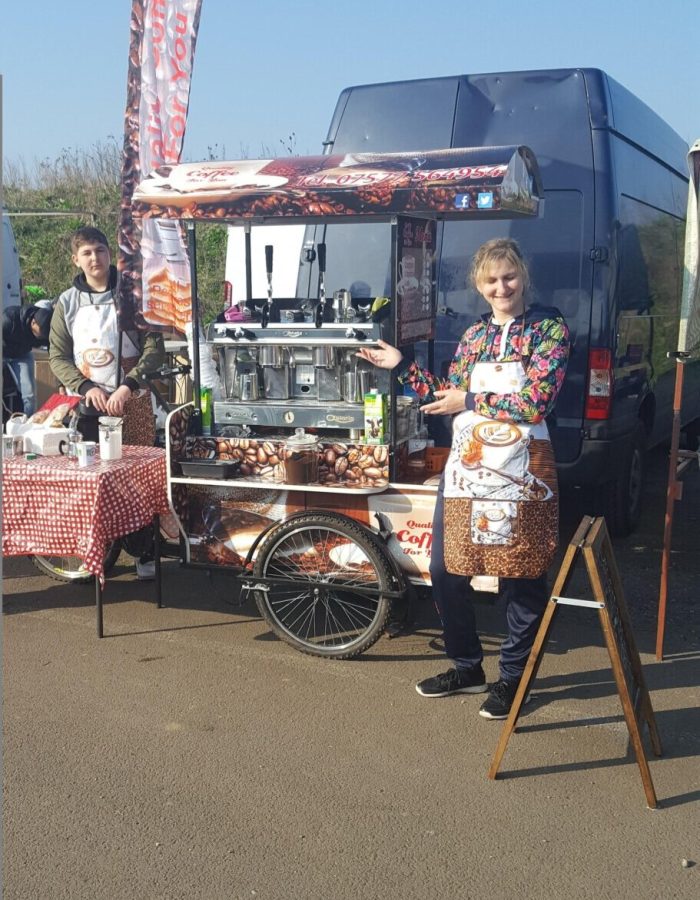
[3,444,698,900]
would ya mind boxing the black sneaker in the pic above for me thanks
[415,666,487,698]
[478,678,528,719]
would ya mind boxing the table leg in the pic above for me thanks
[154,513,162,608]
[95,575,103,638]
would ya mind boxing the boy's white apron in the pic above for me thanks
[70,293,155,446]
[72,293,139,391]
[442,350,559,579]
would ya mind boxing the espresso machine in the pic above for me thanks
[211,241,383,436]
[211,321,381,435]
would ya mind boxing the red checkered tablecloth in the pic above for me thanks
[2,446,168,584]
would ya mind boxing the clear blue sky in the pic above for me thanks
[2,0,699,171]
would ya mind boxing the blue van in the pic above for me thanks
[297,68,695,535]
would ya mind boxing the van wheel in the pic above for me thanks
[598,423,647,537]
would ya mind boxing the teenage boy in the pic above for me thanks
[49,226,165,437]
[49,226,165,579]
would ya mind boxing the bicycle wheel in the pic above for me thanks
[252,513,394,659]
[31,541,122,583]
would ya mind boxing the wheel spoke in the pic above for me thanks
[264,528,379,589]
[322,592,374,640]
[264,581,380,646]
[270,590,317,636]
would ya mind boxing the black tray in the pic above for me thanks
[180,459,241,479]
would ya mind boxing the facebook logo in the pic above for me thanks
[454,194,470,209]
[477,192,494,209]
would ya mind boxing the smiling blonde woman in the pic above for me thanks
[357,238,570,720]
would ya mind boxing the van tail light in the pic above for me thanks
[223,280,233,307]
[585,349,613,419]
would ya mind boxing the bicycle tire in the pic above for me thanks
[252,513,394,659]
[31,541,122,583]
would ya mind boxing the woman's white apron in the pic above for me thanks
[442,346,559,579]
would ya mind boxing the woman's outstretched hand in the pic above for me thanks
[356,339,403,370]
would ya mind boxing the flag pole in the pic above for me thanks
[657,140,700,660]
[656,355,687,659]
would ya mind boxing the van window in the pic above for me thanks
[617,195,685,380]
[330,79,459,154]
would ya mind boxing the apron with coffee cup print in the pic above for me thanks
[72,293,155,447]
[442,345,558,579]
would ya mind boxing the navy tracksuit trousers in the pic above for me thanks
[429,487,548,682]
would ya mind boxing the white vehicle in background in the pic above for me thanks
[2,212,24,421]
[2,211,22,308]
[225,224,305,305]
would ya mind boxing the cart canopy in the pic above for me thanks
[132,146,543,224]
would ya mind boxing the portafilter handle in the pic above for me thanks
[226,327,256,341]
[263,244,274,329]
[316,242,326,329]
[265,244,274,291]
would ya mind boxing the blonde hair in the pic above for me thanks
[469,238,530,295]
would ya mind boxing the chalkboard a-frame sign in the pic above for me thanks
[488,516,662,809]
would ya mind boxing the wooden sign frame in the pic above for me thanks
[487,516,662,808]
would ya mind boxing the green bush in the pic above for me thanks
[3,138,227,326]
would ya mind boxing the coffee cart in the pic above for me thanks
[131,146,544,658]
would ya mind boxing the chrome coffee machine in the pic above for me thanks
[211,320,381,434]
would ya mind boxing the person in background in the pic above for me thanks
[22,284,50,306]
[358,238,570,720]
[49,225,165,579]
[2,303,53,415]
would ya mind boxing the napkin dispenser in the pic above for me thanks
[23,427,71,456]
